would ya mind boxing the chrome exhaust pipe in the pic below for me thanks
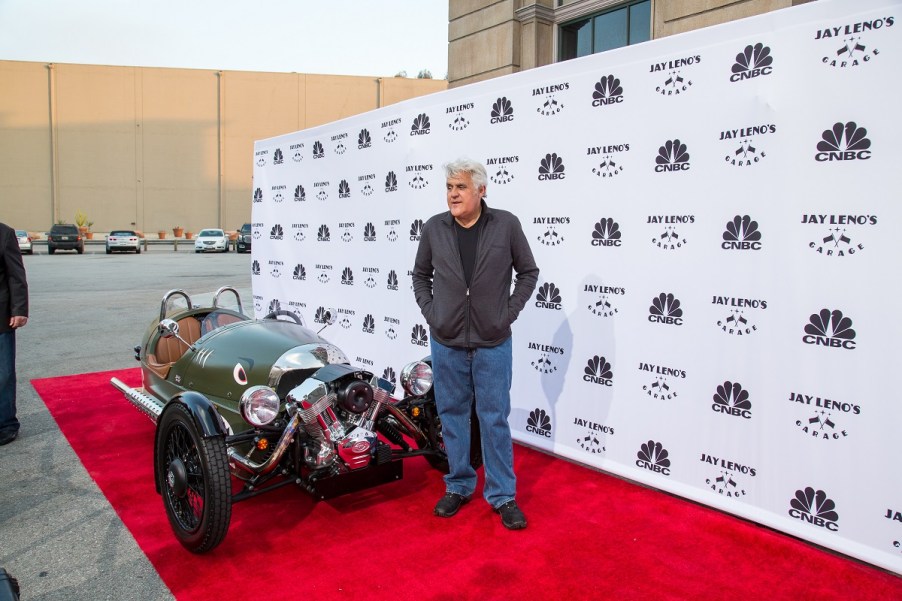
[227,413,301,476]
[111,377,164,424]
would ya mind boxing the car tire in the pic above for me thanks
[195,250,200,254]
[156,403,232,553]
[48,247,55,255]
[136,246,141,254]
[106,247,112,254]
[77,246,84,254]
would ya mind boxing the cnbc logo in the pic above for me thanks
[535,282,562,310]
[592,218,621,247]
[292,264,306,281]
[490,97,514,124]
[655,139,690,172]
[386,269,399,291]
[269,224,283,240]
[815,18,892,68]
[251,260,260,276]
[294,185,306,202]
[636,440,671,476]
[729,43,773,82]
[410,324,428,346]
[592,75,623,106]
[273,148,284,165]
[363,222,377,242]
[409,219,424,241]
[362,314,375,334]
[385,171,398,192]
[526,408,552,438]
[649,293,683,326]
[382,366,396,385]
[575,417,613,455]
[537,153,566,181]
[340,267,354,286]
[410,113,431,136]
[722,215,762,250]
[815,122,872,161]
[338,180,351,199]
[357,128,372,149]
[253,188,263,203]
[802,309,856,349]
[789,487,839,531]
[312,140,324,159]
[712,381,752,419]
[317,225,331,242]
[583,355,613,387]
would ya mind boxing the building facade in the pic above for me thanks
[448,0,815,87]
[0,60,445,234]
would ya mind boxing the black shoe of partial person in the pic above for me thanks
[0,430,17,446]
[434,492,470,517]
[495,500,527,530]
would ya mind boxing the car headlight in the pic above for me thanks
[400,361,433,396]
[239,385,281,427]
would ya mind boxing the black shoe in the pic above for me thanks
[0,430,18,446]
[495,500,527,530]
[434,492,470,518]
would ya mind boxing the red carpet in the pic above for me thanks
[33,369,901,600]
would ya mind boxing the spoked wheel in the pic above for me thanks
[419,399,483,473]
[156,403,231,553]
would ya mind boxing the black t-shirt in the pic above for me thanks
[455,217,482,288]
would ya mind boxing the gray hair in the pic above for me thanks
[444,158,487,191]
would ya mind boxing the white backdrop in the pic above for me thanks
[251,0,902,574]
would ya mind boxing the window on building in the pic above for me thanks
[559,1,650,61]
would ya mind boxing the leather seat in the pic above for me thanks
[146,316,202,378]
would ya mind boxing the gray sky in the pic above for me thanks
[0,0,449,78]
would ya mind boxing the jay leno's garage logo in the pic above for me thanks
[789,390,859,441]
[815,16,894,68]
[533,81,568,116]
[803,213,876,258]
[574,417,613,455]
[638,361,685,402]
[701,452,756,498]
[650,54,700,96]
[713,295,767,337]
[583,281,625,319]
[528,340,565,374]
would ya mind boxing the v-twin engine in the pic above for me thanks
[287,366,394,472]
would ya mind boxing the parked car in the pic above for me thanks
[106,230,141,254]
[194,228,230,253]
[15,230,33,255]
[47,224,84,254]
[110,287,481,552]
[236,223,252,253]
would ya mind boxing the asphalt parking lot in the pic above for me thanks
[0,247,251,600]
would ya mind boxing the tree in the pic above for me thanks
[416,69,433,79]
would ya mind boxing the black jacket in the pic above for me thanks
[412,201,539,348]
[0,223,29,334]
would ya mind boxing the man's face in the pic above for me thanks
[446,172,484,226]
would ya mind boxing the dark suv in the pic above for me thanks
[236,223,252,253]
[48,224,85,254]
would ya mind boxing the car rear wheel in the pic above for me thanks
[77,246,84,254]
[48,246,55,255]
[156,403,231,553]
[136,246,141,254]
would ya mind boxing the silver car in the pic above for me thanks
[15,230,33,255]
[194,228,230,253]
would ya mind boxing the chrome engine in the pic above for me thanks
[287,367,395,472]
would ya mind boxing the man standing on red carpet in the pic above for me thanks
[412,158,539,529]
[0,222,29,446]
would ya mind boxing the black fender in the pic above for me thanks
[153,391,228,494]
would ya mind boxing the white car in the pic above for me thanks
[106,230,141,254]
[194,228,230,253]
[15,230,33,255]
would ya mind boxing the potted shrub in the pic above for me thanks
[75,210,89,236]
[184,230,194,240]
[85,221,95,240]
[157,230,167,239]
[173,226,184,238]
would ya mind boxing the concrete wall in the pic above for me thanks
[0,61,446,234]
[449,0,814,88]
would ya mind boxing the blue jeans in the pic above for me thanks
[430,336,516,508]
[0,330,19,434]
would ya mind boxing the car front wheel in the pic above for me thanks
[156,403,231,553]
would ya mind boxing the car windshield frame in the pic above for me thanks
[110,230,137,237]
[15,230,27,237]
[50,225,78,235]
[198,229,225,238]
